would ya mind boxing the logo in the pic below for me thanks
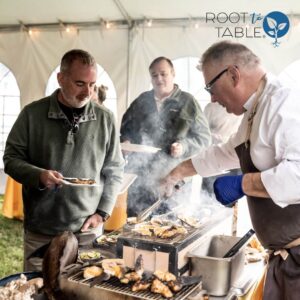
[205,11,290,47]
[262,11,290,47]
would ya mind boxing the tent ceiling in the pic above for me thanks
[1,0,299,27]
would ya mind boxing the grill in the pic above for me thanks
[67,271,202,300]
[116,209,233,276]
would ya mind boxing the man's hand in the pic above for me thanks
[213,175,245,207]
[160,172,183,198]
[39,170,63,190]
[81,213,104,232]
[170,142,183,158]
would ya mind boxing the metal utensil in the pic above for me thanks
[136,195,166,222]
[136,180,186,222]
[223,229,255,258]
[225,276,257,299]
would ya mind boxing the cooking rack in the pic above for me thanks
[121,224,201,245]
[68,271,202,300]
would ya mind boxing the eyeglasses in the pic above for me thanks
[204,68,228,95]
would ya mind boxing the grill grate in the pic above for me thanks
[120,225,202,245]
[68,272,201,300]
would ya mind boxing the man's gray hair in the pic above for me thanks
[60,49,96,73]
[199,41,261,70]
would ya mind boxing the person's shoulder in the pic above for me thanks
[135,90,153,102]
[92,102,115,119]
[174,87,196,102]
[23,95,51,112]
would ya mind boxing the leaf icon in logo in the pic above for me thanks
[267,17,277,29]
[263,11,290,47]
[278,23,287,31]
[268,31,275,36]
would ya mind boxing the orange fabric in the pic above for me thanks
[104,191,128,231]
[2,176,24,220]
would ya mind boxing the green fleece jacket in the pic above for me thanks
[3,90,124,235]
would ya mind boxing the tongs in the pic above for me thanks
[136,195,167,222]
[136,180,185,222]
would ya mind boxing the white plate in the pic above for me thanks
[62,178,101,187]
[121,143,161,153]
[118,173,137,194]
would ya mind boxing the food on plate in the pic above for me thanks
[65,178,96,185]
[96,232,119,244]
[83,266,103,279]
[0,274,43,300]
[79,250,101,261]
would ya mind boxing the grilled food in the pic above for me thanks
[132,280,151,292]
[101,258,125,278]
[151,278,173,298]
[0,274,43,300]
[79,250,101,261]
[168,279,183,292]
[177,214,201,228]
[96,233,119,244]
[66,178,96,185]
[132,222,187,239]
[83,266,103,279]
[153,270,176,282]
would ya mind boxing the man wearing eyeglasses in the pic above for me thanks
[3,49,124,271]
[162,41,300,299]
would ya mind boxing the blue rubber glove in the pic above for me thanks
[213,175,245,207]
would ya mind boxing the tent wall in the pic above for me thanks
[0,24,300,124]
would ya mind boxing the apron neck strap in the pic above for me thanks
[245,74,267,148]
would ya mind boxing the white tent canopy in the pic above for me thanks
[0,0,300,122]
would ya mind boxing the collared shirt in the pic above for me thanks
[154,88,175,111]
[192,73,300,208]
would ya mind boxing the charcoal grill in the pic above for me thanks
[67,271,201,300]
[116,208,233,276]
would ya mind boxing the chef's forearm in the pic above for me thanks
[242,172,270,198]
[171,159,198,180]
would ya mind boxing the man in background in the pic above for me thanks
[121,56,211,216]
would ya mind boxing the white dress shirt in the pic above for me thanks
[192,73,300,208]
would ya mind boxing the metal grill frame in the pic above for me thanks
[68,271,202,300]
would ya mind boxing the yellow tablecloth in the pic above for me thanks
[2,176,23,220]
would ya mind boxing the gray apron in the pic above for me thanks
[235,111,300,298]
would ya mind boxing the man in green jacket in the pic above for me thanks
[3,49,124,271]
